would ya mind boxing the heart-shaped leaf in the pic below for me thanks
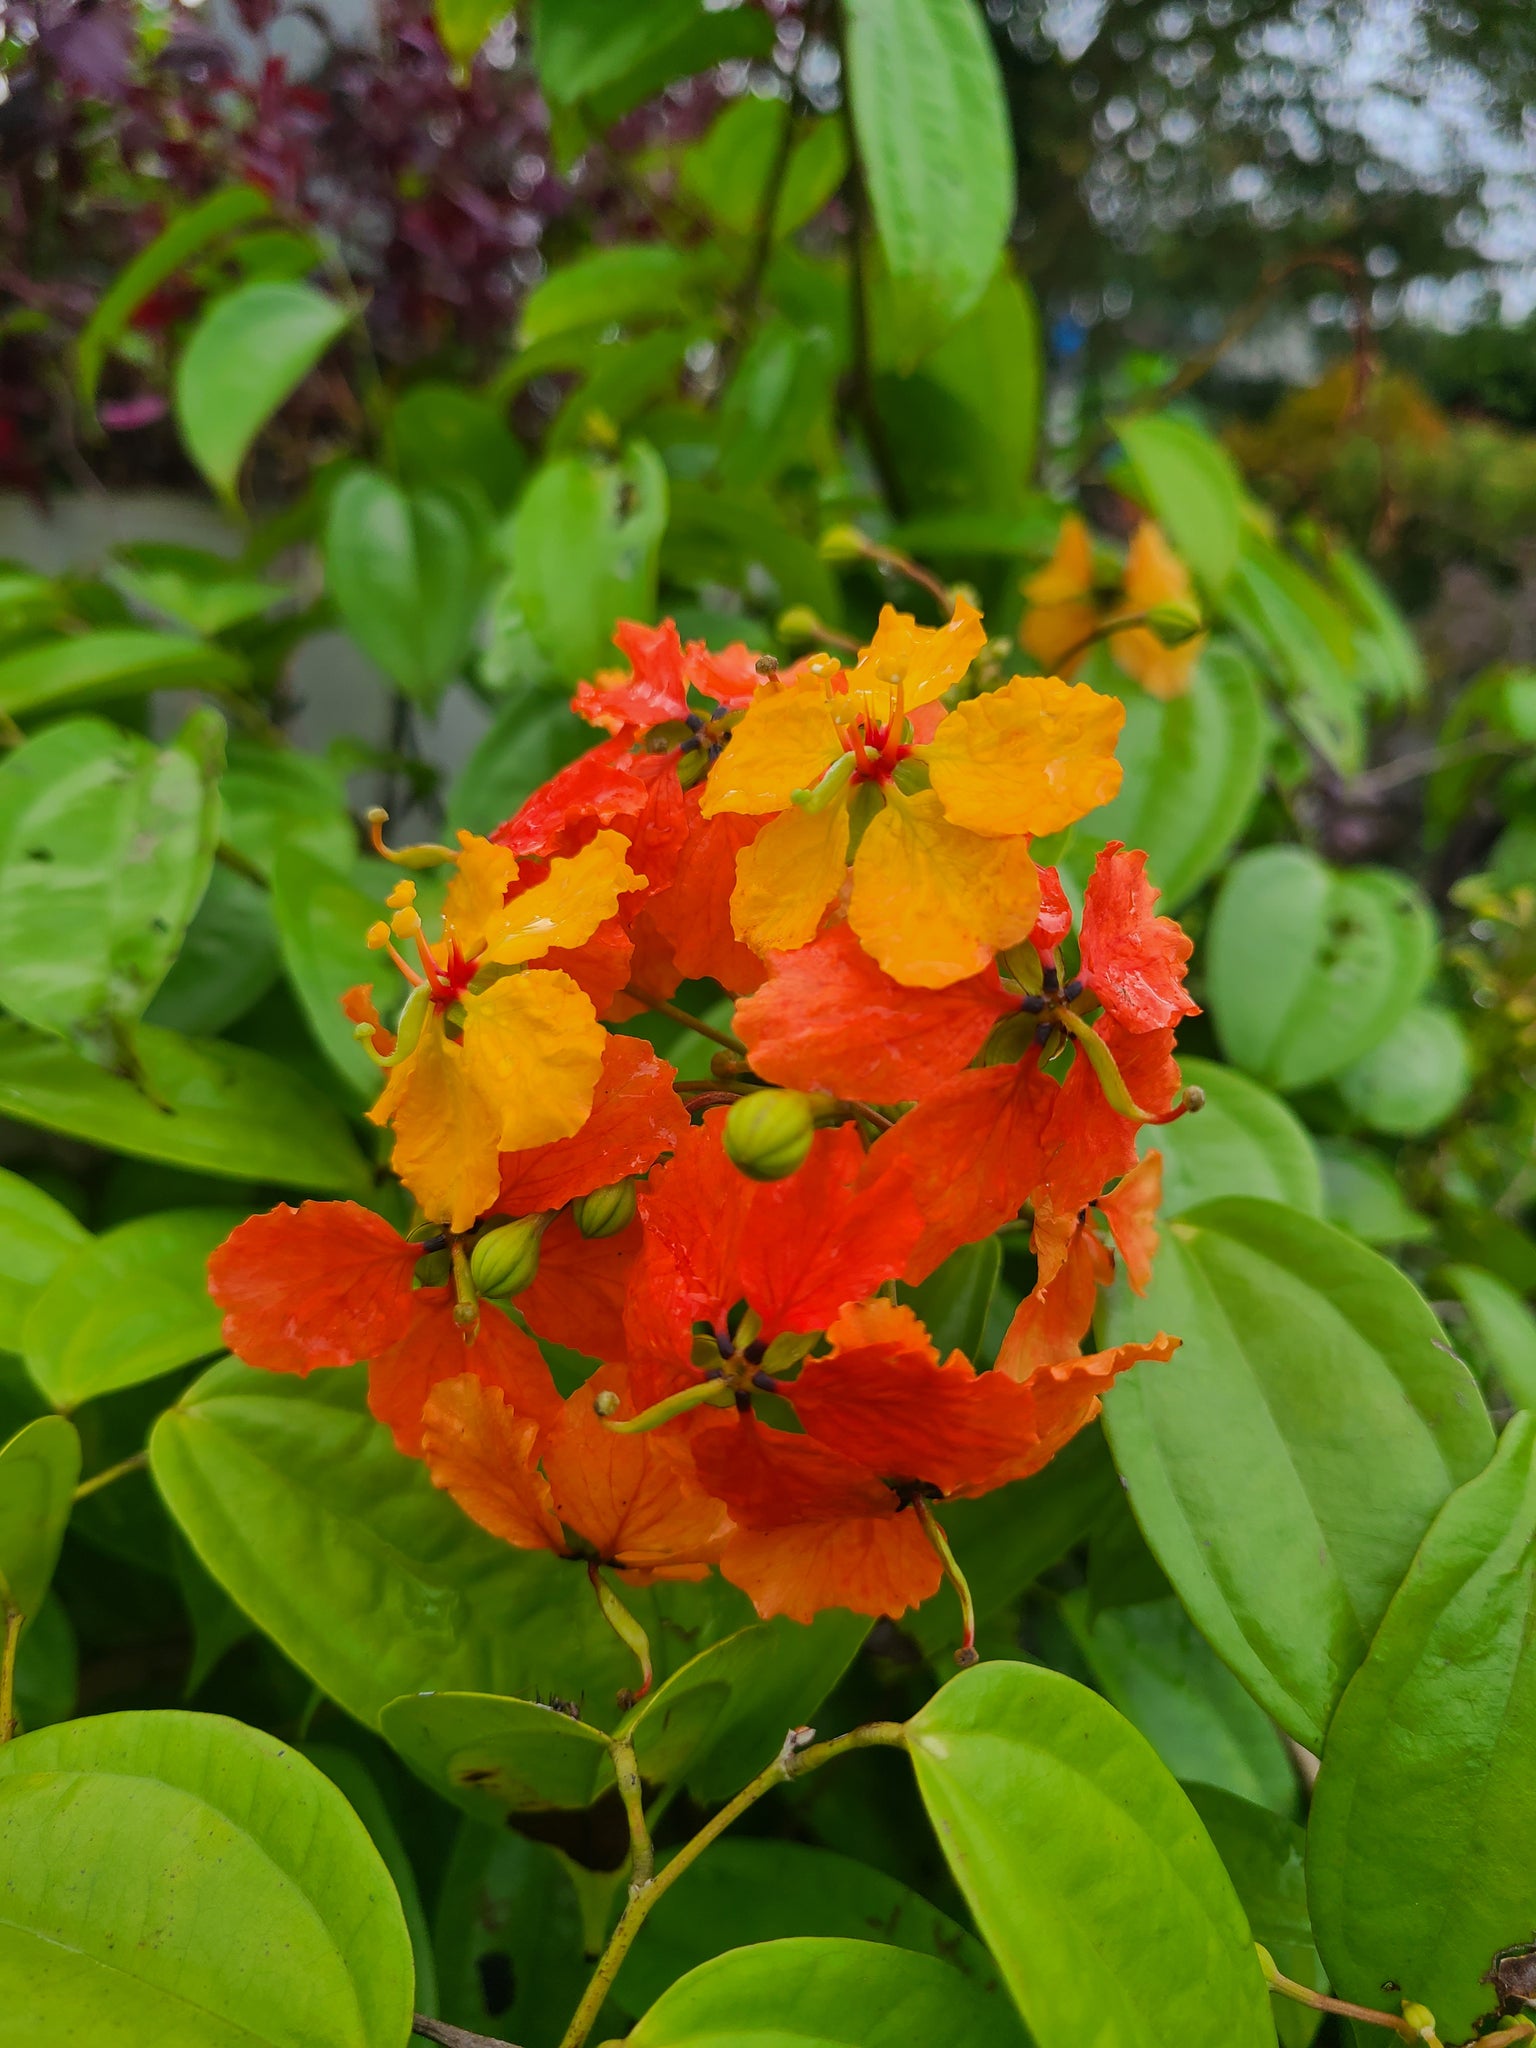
[1336,1001,1472,1136]
[0,1415,80,1625]
[175,281,348,502]
[1185,1785,1325,2048]
[324,467,483,708]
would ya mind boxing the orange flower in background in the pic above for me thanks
[207,1202,560,1453]
[1110,522,1206,701]
[422,1365,730,1583]
[703,597,1122,989]
[1019,513,1097,676]
[365,829,640,1232]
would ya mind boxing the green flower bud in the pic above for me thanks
[724,1089,817,1182]
[573,1178,637,1240]
[818,523,870,564]
[468,1215,548,1298]
[1144,600,1204,647]
[776,605,825,645]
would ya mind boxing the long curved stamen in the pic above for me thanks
[912,1497,978,1668]
[1058,1010,1205,1125]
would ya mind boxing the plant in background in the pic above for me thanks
[3,4,1536,2048]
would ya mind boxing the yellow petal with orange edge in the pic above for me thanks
[700,680,838,817]
[369,1014,502,1233]
[848,791,1040,989]
[443,832,521,955]
[482,829,639,966]
[925,672,1124,839]
[730,800,849,955]
[849,595,986,713]
[460,968,606,1153]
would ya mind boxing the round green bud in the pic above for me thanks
[724,1089,817,1183]
[1144,600,1204,647]
[468,1215,547,1298]
[817,523,870,565]
[573,1178,637,1240]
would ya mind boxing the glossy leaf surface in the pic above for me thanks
[1140,1057,1323,1218]
[0,1414,80,1624]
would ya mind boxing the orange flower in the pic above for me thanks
[364,830,640,1232]
[495,1033,685,1218]
[701,599,1122,989]
[1079,841,1199,1033]
[421,1365,731,1584]
[207,1202,559,1454]
[1020,514,1099,676]
[1110,522,1206,701]
[571,617,762,741]
[996,1150,1163,1377]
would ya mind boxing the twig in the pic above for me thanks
[1260,1950,1441,2043]
[215,839,272,890]
[0,1603,20,1743]
[411,2018,519,2048]
[1344,732,1523,801]
[631,993,746,1054]
[556,1722,906,2048]
[73,1450,148,1502]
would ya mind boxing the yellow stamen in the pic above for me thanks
[386,878,417,910]
[366,921,391,951]
[391,906,423,939]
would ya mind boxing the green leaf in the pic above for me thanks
[843,0,1013,352]
[1183,1785,1325,2048]
[107,542,288,637]
[434,1824,594,2047]
[22,1207,240,1410]
[1336,1001,1472,1136]
[1307,1413,1536,2041]
[502,444,668,684]
[303,1742,439,2018]
[0,1166,89,1332]
[175,281,348,503]
[1114,411,1246,595]
[433,0,507,67]
[677,98,849,240]
[0,1415,80,1624]
[1102,1198,1493,1748]
[271,844,390,1100]
[897,1237,1000,1361]
[447,688,591,835]
[1221,531,1364,773]
[324,467,483,707]
[13,1596,77,1734]
[0,1708,414,2046]
[146,861,281,1037]
[0,627,247,719]
[717,319,836,490]
[390,381,526,510]
[1206,845,1436,1091]
[872,264,1042,513]
[0,1018,372,1196]
[520,245,702,347]
[908,1661,1273,2048]
[534,0,770,126]
[1079,641,1268,908]
[0,713,223,1062]
[1139,1056,1323,1218]
[1322,539,1424,706]
[627,1938,1019,2048]
[663,480,841,625]
[617,1840,1009,2026]
[1441,1263,1536,1409]
[220,737,354,880]
[150,1360,746,1728]
[76,184,271,414]
[1315,1136,1433,1247]
[382,1691,614,1817]
[1059,1590,1296,1814]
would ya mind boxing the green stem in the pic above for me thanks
[1258,1947,1431,2042]
[556,1721,907,2048]
[912,1498,978,1667]
[73,1450,148,1502]
[611,1733,653,1888]
[0,1603,21,1742]
[632,993,746,1055]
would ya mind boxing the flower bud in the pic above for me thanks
[1144,601,1204,647]
[724,1089,817,1182]
[818,523,870,565]
[573,1179,637,1240]
[776,605,825,645]
[468,1215,547,1298]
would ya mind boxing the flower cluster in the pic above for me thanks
[209,597,1199,1687]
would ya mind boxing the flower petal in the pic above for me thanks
[420,1373,566,1552]
[498,1033,685,1217]
[848,790,1039,989]
[700,680,838,817]
[849,595,986,712]
[1079,841,1199,1033]
[461,969,607,1156]
[518,1211,642,1366]
[731,801,849,956]
[370,1015,503,1234]
[208,1201,418,1375]
[443,833,521,956]
[482,829,640,967]
[372,1293,561,1456]
[571,618,689,736]
[1097,1150,1163,1295]
[925,672,1124,839]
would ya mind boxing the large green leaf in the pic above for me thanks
[617,1841,1009,2025]
[146,861,281,1037]
[0,1166,89,1332]
[0,1709,413,2047]
[1206,845,1436,1091]
[23,1208,240,1411]
[1103,1199,1493,1748]
[382,1691,614,1817]
[501,444,668,684]
[1184,1785,1325,2048]
[76,184,270,413]
[1114,412,1246,595]
[1222,531,1364,773]
[150,1361,745,1728]
[717,318,837,490]
[0,714,223,1061]
[677,97,848,241]
[220,738,354,881]
[1336,1001,1472,1136]
[390,381,527,510]
[106,542,288,639]
[1316,1136,1433,1248]
[1081,641,1268,908]
[1307,1413,1536,2041]
[1139,1057,1323,1218]
[271,844,390,1100]
[1441,1263,1536,1409]
[908,1661,1272,2048]
[303,1742,438,2018]
[1059,1592,1296,1815]
[0,1018,371,1196]
[843,0,1013,353]
[0,1415,80,1625]
[324,467,483,707]
[534,0,770,131]
[175,281,348,503]
[897,1237,1000,1362]
[627,1938,1018,2048]
[0,627,247,718]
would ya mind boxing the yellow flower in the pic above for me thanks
[1019,514,1097,676]
[702,599,1123,989]
[365,830,640,1231]
[1020,513,1206,701]
[1109,522,1207,701]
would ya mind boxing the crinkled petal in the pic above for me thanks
[849,595,986,713]
[994,1221,1107,1379]
[1029,866,1074,959]
[208,1201,418,1375]
[461,969,607,1156]
[498,1033,685,1216]
[1033,1019,1181,1278]
[493,738,649,862]
[1098,1150,1163,1295]
[371,1292,561,1456]
[443,833,521,956]
[925,672,1124,839]
[731,801,849,957]
[572,619,689,736]
[734,923,1013,1104]
[420,1374,566,1552]
[701,681,838,817]
[848,791,1039,989]
[482,830,641,967]
[1079,841,1199,1033]
[634,793,767,995]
